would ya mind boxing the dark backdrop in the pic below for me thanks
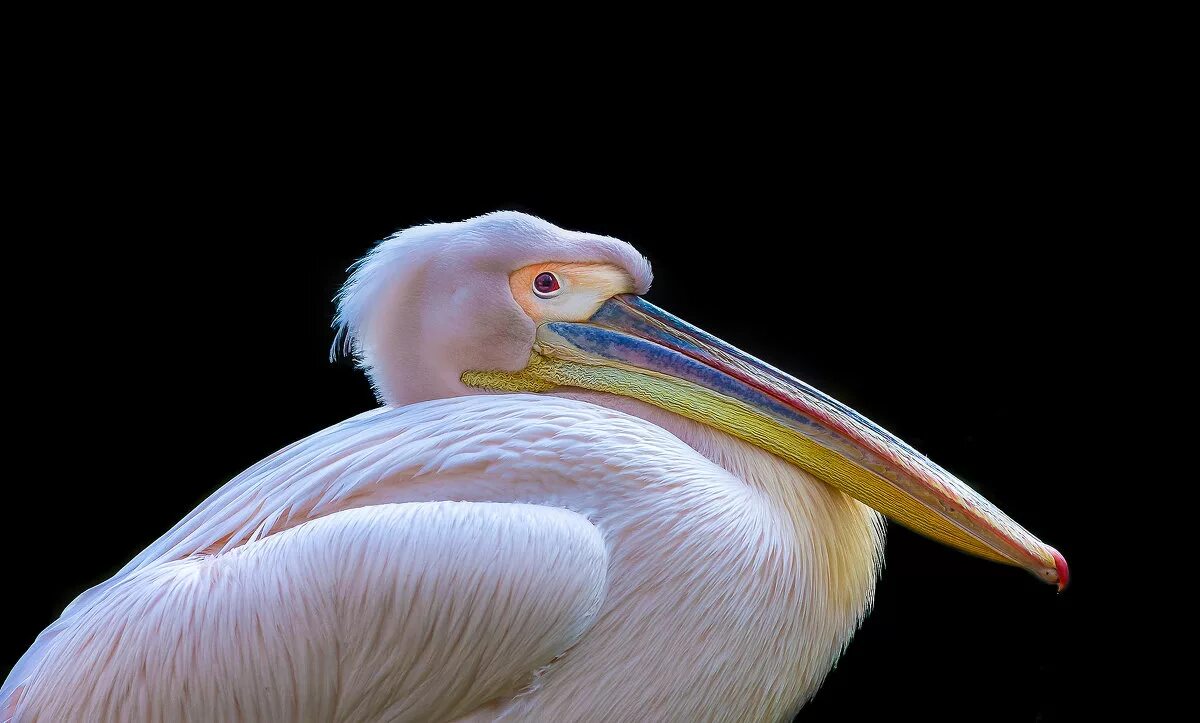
[4,111,1110,721]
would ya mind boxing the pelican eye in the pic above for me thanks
[533,272,562,298]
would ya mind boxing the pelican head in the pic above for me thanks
[335,210,1067,589]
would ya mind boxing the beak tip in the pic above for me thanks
[1048,545,1070,592]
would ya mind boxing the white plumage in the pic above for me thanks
[5,394,880,721]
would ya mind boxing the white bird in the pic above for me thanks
[2,211,1067,721]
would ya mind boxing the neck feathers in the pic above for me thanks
[551,391,885,715]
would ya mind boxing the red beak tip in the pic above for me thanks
[1048,546,1070,592]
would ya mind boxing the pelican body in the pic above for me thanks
[2,212,1066,721]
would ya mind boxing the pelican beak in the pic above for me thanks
[463,294,1068,590]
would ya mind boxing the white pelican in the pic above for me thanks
[2,211,1066,721]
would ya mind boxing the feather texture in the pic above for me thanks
[11,502,606,721]
[4,394,881,722]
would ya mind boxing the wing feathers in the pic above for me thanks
[11,502,607,722]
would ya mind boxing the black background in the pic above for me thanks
[3,66,1126,721]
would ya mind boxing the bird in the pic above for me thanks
[2,211,1067,722]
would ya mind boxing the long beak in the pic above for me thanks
[464,294,1068,590]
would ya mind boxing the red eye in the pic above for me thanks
[533,271,561,297]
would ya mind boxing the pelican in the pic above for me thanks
[2,211,1066,721]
